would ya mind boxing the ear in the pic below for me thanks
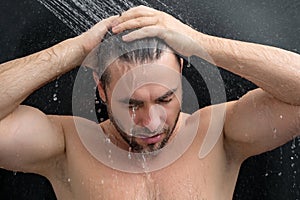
[93,72,107,103]
[180,58,184,73]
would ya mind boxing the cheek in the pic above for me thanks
[164,101,181,125]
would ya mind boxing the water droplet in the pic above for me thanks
[54,80,59,88]
[67,178,71,182]
[13,171,17,176]
[105,137,111,143]
[278,172,282,176]
[264,172,269,177]
[291,163,295,168]
[140,154,147,170]
[291,139,296,149]
[53,93,58,101]
[187,56,191,67]
[101,179,104,184]
[273,128,277,133]
[128,147,132,159]
[108,149,112,159]
[83,66,88,72]
[279,115,283,119]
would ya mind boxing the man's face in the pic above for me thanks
[101,52,182,153]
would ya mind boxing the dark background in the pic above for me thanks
[0,0,299,199]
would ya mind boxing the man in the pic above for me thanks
[0,5,299,200]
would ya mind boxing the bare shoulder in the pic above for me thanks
[59,115,101,140]
[224,88,300,160]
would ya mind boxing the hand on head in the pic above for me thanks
[111,5,204,57]
[75,15,119,56]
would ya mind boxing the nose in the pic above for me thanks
[136,104,166,132]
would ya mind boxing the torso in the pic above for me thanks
[47,108,242,200]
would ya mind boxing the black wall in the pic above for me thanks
[0,0,299,199]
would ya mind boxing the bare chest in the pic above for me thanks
[55,146,236,200]
[65,160,213,200]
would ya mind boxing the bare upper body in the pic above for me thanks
[0,5,300,200]
[49,109,238,200]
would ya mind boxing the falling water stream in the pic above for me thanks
[36,0,185,35]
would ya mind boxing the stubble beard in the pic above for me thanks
[107,107,181,154]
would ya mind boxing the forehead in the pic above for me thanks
[107,52,182,100]
[108,52,181,87]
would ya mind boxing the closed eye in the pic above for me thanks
[156,98,173,104]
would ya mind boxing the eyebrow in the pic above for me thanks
[155,88,177,101]
[119,88,178,104]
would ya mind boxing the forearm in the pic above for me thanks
[0,37,85,119]
[196,34,300,105]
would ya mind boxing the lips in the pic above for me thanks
[141,134,162,144]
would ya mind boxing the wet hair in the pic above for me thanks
[91,30,181,89]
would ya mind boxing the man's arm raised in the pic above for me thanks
[0,16,117,173]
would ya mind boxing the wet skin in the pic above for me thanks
[44,53,240,200]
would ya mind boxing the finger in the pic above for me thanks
[100,15,120,29]
[122,26,166,41]
[89,15,118,32]
[112,17,158,33]
[114,6,156,26]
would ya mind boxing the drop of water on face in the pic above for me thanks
[67,178,71,182]
[129,107,137,140]
[132,107,136,119]
[128,147,132,160]
[101,179,104,184]
[279,115,283,119]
